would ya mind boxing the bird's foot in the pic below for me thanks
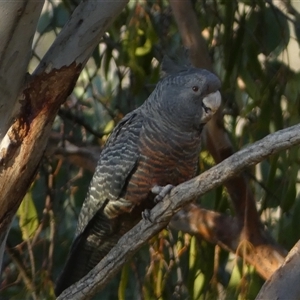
[142,184,174,222]
[152,184,174,203]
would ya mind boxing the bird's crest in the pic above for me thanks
[160,48,192,78]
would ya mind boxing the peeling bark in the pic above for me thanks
[0,63,82,233]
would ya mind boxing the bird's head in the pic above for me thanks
[154,62,221,133]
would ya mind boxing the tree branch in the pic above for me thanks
[170,204,285,280]
[46,134,100,173]
[34,1,128,75]
[169,0,212,71]
[58,124,300,300]
[51,139,285,279]
[0,1,44,140]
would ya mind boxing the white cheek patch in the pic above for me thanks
[202,91,221,121]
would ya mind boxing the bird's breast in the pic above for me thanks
[123,130,200,208]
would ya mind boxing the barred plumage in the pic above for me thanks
[55,61,221,296]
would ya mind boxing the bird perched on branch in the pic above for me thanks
[55,57,221,296]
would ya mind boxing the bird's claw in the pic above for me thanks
[152,184,174,203]
[142,184,174,222]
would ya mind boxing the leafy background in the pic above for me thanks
[1,0,300,299]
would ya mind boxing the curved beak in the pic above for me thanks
[201,91,221,122]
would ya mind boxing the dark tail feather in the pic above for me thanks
[54,210,135,296]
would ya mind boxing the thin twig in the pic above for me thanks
[5,246,38,300]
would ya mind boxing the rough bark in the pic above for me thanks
[0,0,129,272]
[256,239,300,300]
[58,123,300,300]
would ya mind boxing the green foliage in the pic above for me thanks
[17,191,39,241]
[2,0,300,299]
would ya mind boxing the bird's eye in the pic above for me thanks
[192,86,199,92]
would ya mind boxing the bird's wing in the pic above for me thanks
[75,109,143,237]
[55,110,144,296]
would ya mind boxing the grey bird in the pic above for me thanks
[55,57,221,296]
